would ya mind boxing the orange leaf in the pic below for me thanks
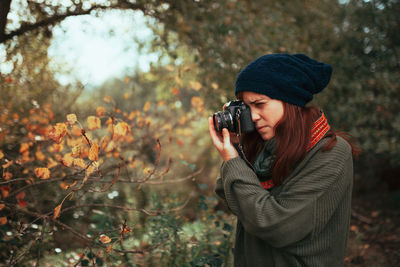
[48,123,67,143]
[143,102,151,112]
[106,244,113,253]
[104,95,112,103]
[189,81,202,91]
[53,204,62,220]
[66,114,77,125]
[89,142,99,161]
[100,234,111,244]
[62,153,74,167]
[191,96,204,112]
[60,181,77,190]
[19,143,30,153]
[123,93,130,99]
[0,204,5,210]
[34,167,50,180]
[172,87,179,96]
[0,217,7,225]
[35,150,45,161]
[87,116,101,130]
[96,107,105,117]
[1,186,10,198]
[3,172,12,180]
[73,158,86,169]
[2,160,13,168]
[114,122,130,137]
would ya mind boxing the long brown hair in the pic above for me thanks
[241,101,360,185]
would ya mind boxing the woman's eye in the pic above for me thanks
[255,102,265,107]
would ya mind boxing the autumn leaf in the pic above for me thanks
[172,87,179,95]
[35,150,45,161]
[211,82,219,90]
[73,158,86,169]
[106,244,113,253]
[15,192,25,200]
[53,204,62,220]
[89,142,99,161]
[0,150,4,159]
[19,143,30,153]
[1,186,11,198]
[123,93,130,99]
[191,96,204,112]
[60,181,77,190]
[96,107,105,117]
[3,172,12,180]
[18,199,27,208]
[0,217,7,225]
[87,116,101,130]
[62,153,74,167]
[104,95,112,103]
[2,160,13,168]
[189,81,202,91]
[48,123,67,143]
[34,167,50,180]
[114,122,130,137]
[66,114,77,125]
[99,234,112,244]
[143,102,151,112]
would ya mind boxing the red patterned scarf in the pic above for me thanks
[260,112,330,189]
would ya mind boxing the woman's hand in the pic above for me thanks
[208,117,239,162]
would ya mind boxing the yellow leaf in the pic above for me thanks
[53,204,62,220]
[189,81,202,91]
[0,150,4,159]
[34,167,50,180]
[35,150,46,161]
[66,114,77,125]
[103,95,112,103]
[96,106,105,117]
[48,123,67,143]
[0,217,7,225]
[87,116,101,130]
[211,82,219,90]
[174,76,183,86]
[114,122,130,137]
[191,96,204,112]
[89,142,99,161]
[165,64,174,71]
[100,234,112,244]
[62,153,74,167]
[143,102,151,112]
[123,93,130,99]
[73,158,86,169]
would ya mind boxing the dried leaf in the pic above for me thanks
[89,142,99,161]
[66,114,77,125]
[73,158,86,169]
[53,204,62,220]
[1,186,11,198]
[3,172,12,180]
[2,160,13,168]
[0,204,5,210]
[191,97,204,112]
[123,93,130,99]
[96,107,105,117]
[19,143,30,153]
[48,123,67,143]
[15,192,25,200]
[34,167,50,180]
[104,95,112,103]
[106,244,113,253]
[100,234,111,244]
[189,81,202,91]
[87,116,101,130]
[143,102,151,112]
[114,122,130,137]
[0,217,7,225]
[172,87,179,96]
[0,150,4,159]
[17,199,27,208]
[62,153,74,167]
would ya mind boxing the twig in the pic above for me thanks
[352,210,373,225]
[137,139,162,191]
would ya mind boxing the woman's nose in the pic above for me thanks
[251,109,260,122]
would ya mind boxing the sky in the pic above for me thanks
[1,2,159,87]
[48,9,159,86]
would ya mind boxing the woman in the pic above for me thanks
[208,54,359,267]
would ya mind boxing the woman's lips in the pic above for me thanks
[257,125,267,131]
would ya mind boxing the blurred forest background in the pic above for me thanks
[0,0,399,266]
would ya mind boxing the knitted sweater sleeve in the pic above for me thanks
[219,137,352,248]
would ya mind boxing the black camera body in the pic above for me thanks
[213,100,255,134]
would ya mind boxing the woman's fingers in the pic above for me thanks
[208,117,223,147]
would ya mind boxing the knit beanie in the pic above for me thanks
[235,54,333,107]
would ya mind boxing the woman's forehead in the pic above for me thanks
[242,91,271,102]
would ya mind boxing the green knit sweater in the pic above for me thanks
[215,136,353,267]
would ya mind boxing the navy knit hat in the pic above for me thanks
[235,54,333,107]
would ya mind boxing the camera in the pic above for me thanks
[212,100,255,134]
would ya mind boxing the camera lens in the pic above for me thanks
[213,111,233,133]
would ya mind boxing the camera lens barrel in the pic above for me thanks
[213,111,233,133]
